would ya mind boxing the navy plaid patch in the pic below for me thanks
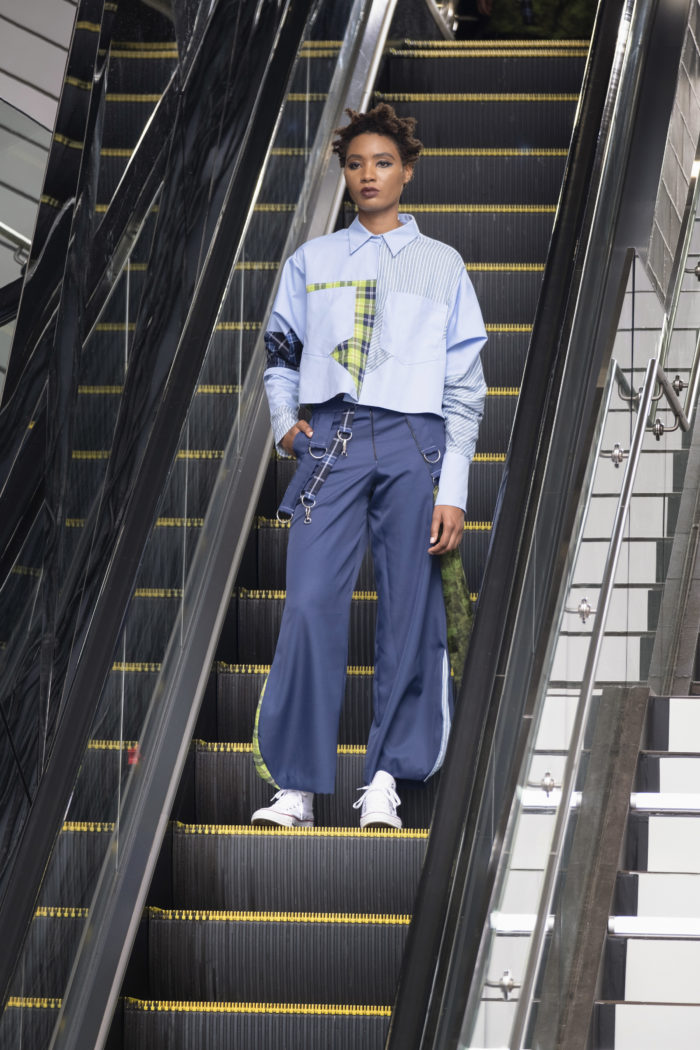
[265,329,303,371]
[302,407,355,505]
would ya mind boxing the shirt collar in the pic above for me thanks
[347,213,419,257]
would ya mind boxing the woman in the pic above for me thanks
[252,103,487,828]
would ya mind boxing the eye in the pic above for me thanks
[347,161,360,170]
[377,160,392,167]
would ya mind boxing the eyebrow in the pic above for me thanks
[345,151,397,161]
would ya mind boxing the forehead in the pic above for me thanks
[345,132,400,159]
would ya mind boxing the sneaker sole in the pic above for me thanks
[359,814,402,830]
[251,812,314,828]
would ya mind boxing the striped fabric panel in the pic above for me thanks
[365,235,462,375]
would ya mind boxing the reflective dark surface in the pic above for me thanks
[0,0,317,1027]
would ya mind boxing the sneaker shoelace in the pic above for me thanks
[270,789,302,812]
[352,783,401,811]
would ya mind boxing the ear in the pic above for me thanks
[403,164,414,185]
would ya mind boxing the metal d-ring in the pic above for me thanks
[308,444,327,459]
[423,448,441,464]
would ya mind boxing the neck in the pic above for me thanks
[357,209,403,235]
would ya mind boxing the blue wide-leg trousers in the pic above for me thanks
[255,400,453,794]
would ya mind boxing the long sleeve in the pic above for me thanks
[436,268,488,510]
[263,248,307,454]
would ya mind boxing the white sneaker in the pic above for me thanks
[353,770,402,829]
[251,789,314,828]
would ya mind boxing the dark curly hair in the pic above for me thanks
[332,103,423,167]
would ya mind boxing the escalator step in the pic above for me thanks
[172,822,427,913]
[123,997,389,1050]
[193,744,437,828]
[38,822,113,909]
[377,92,579,148]
[481,329,531,387]
[469,267,544,325]
[0,999,62,1048]
[9,908,87,998]
[217,665,375,745]
[253,518,490,595]
[404,152,567,204]
[236,590,378,665]
[383,46,587,94]
[345,205,555,262]
[257,519,375,591]
[147,907,409,1002]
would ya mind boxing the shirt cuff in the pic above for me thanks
[436,449,469,511]
[271,405,299,456]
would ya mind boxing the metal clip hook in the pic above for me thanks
[301,494,315,524]
[337,427,352,456]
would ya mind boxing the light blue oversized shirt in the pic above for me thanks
[263,213,487,510]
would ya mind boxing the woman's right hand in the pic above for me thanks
[281,419,314,457]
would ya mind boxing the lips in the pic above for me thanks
[361,188,378,197]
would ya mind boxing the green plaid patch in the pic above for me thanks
[307,280,377,395]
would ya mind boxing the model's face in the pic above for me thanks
[343,133,413,218]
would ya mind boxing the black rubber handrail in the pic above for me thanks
[0,0,315,1013]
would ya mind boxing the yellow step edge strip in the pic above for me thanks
[286,92,327,102]
[6,998,62,1010]
[235,260,279,270]
[106,93,163,102]
[215,662,375,674]
[111,40,177,49]
[75,21,101,31]
[11,564,41,577]
[109,49,178,58]
[87,739,138,751]
[96,203,159,213]
[77,383,239,394]
[101,147,133,156]
[148,907,411,925]
[35,906,88,919]
[63,821,116,832]
[423,148,567,156]
[125,998,391,1017]
[236,586,481,600]
[196,741,367,756]
[238,589,378,601]
[255,516,493,529]
[486,323,532,332]
[134,587,184,598]
[65,75,91,91]
[257,203,555,213]
[54,133,83,151]
[376,92,578,102]
[400,37,589,46]
[410,204,556,213]
[112,661,161,672]
[390,48,588,58]
[467,263,544,271]
[174,821,428,840]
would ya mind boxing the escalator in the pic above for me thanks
[0,0,694,1046]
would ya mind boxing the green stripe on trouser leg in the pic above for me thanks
[252,676,280,788]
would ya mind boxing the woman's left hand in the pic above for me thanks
[428,505,465,555]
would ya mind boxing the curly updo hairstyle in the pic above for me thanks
[332,103,423,167]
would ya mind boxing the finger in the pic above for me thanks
[298,420,314,437]
[429,511,443,550]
